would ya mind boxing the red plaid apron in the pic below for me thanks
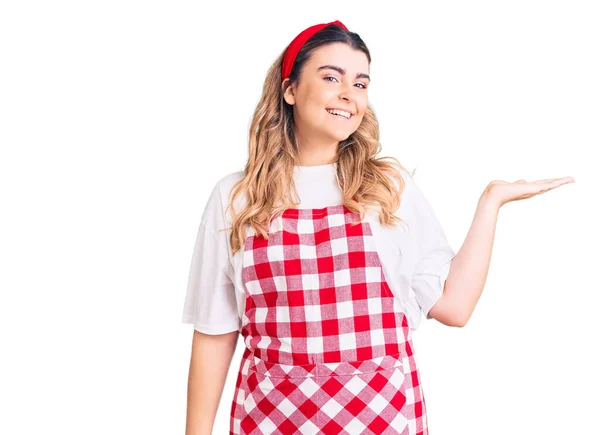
[230,205,429,434]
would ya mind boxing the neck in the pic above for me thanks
[294,131,339,166]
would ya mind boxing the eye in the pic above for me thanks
[324,76,367,89]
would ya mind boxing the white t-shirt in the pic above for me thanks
[182,162,455,334]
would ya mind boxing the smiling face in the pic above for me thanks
[282,42,370,158]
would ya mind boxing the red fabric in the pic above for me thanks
[228,204,429,434]
[281,20,349,81]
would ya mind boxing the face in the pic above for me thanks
[283,42,370,147]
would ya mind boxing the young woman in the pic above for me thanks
[182,20,574,435]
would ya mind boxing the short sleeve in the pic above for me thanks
[181,181,241,335]
[402,169,456,320]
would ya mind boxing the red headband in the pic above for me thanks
[281,20,349,81]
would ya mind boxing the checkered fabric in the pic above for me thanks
[230,205,429,434]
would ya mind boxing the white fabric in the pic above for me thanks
[182,162,455,334]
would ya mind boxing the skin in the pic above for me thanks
[185,39,576,435]
[282,42,370,166]
[430,177,575,326]
[280,42,577,326]
[185,43,372,435]
[186,330,238,435]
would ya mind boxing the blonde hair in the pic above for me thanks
[223,24,408,256]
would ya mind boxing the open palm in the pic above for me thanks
[486,176,575,207]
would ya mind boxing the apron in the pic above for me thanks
[229,204,429,435]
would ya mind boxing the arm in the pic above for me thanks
[185,329,239,435]
[428,175,574,326]
[428,190,498,327]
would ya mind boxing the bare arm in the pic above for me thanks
[428,191,499,327]
[185,329,239,435]
[429,176,574,326]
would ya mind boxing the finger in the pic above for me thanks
[536,177,575,184]
[549,177,575,185]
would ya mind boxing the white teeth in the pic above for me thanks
[327,109,351,119]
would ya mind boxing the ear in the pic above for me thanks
[282,78,296,105]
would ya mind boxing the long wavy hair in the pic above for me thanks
[224,23,408,256]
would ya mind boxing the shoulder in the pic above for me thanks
[380,164,419,210]
[397,166,418,193]
[381,165,435,229]
[378,161,417,195]
[198,169,243,200]
[215,170,245,192]
[207,170,247,225]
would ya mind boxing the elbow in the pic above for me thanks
[429,292,470,327]
[442,286,472,327]
[452,311,471,328]
[453,318,467,328]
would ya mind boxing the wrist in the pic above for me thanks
[479,187,502,211]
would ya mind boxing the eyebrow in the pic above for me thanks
[317,64,370,81]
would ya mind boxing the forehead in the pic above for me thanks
[306,43,369,73]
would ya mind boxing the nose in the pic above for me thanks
[338,80,355,102]
[339,88,351,101]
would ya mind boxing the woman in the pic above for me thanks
[182,20,574,435]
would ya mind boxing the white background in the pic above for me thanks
[1,1,598,434]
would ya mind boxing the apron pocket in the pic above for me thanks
[242,355,321,425]
[320,351,405,377]
[317,353,408,428]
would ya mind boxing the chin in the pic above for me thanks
[331,131,355,142]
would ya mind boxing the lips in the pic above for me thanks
[326,108,354,120]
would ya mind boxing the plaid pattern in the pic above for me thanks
[230,205,429,434]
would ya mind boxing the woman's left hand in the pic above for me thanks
[484,176,575,208]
